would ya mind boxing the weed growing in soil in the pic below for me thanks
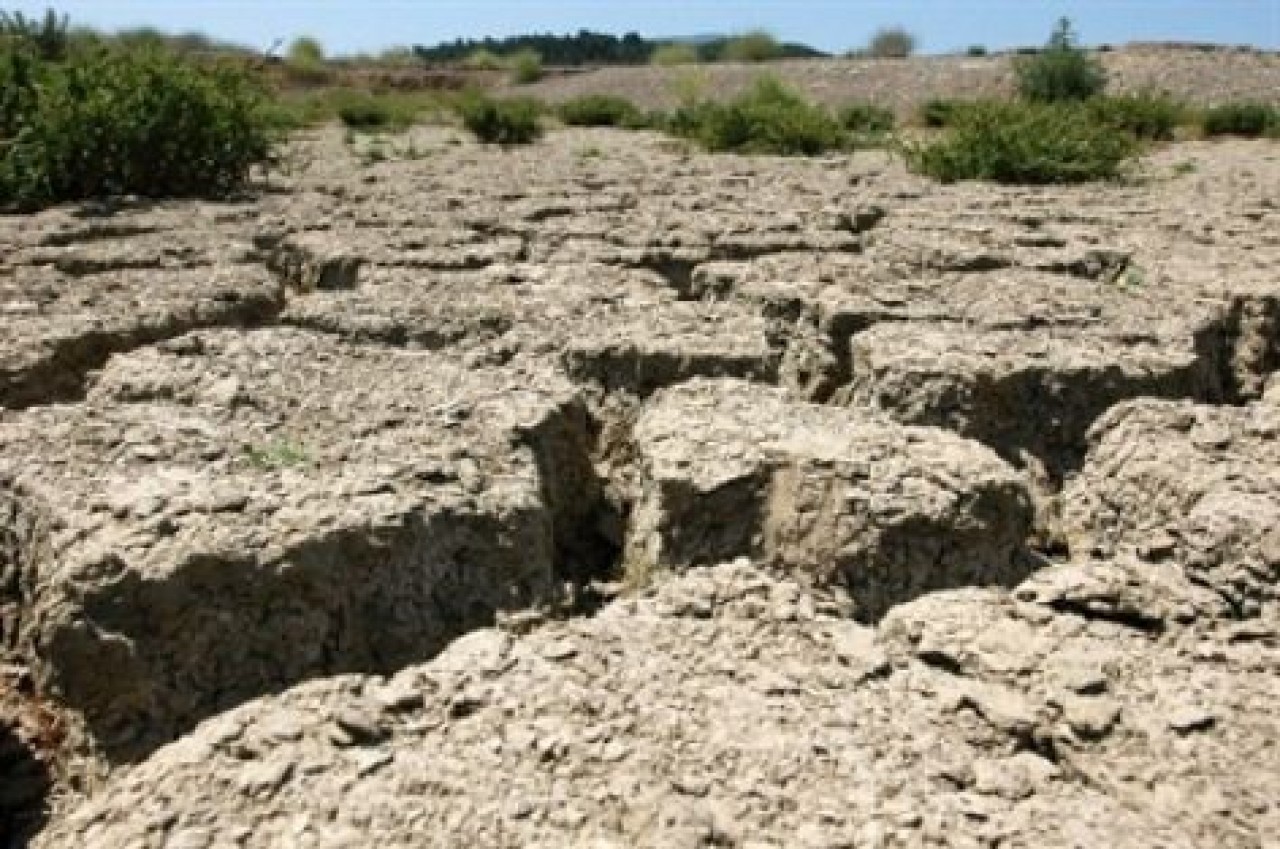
[918,97,967,128]
[509,48,543,84]
[1088,92,1187,141]
[904,99,1137,184]
[667,76,847,156]
[558,94,642,127]
[458,93,543,144]
[1200,101,1279,138]
[839,101,895,136]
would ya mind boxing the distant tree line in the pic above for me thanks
[410,29,826,66]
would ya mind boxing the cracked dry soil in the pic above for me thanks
[1,126,1279,848]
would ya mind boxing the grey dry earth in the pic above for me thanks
[0,123,1278,848]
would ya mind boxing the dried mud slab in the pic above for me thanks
[284,266,781,397]
[625,378,1034,619]
[839,322,1226,485]
[0,202,279,410]
[1062,397,1280,617]
[0,264,282,409]
[0,328,607,761]
[36,560,1279,849]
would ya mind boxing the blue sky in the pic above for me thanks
[13,1,1280,55]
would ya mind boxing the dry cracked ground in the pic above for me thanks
[2,125,1279,848]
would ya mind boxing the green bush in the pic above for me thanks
[839,101,894,135]
[334,92,399,130]
[462,48,503,70]
[0,8,69,60]
[0,43,275,209]
[1201,101,1279,137]
[1015,18,1105,102]
[0,38,40,139]
[650,42,699,66]
[669,76,846,155]
[919,97,967,128]
[1088,93,1186,141]
[509,48,543,84]
[904,99,1138,184]
[967,45,988,57]
[458,93,543,145]
[719,31,782,63]
[558,94,641,127]
[867,27,915,59]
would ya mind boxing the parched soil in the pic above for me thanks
[1,120,1278,848]
[510,45,1280,114]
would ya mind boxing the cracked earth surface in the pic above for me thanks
[1,126,1278,848]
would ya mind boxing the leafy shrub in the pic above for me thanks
[463,48,504,70]
[867,27,915,58]
[334,92,399,130]
[919,97,967,128]
[509,48,543,83]
[1201,101,1279,137]
[967,45,988,57]
[0,43,275,209]
[0,8,69,60]
[650,42,699,66]
[1087,93,1186,141]
[839,101,894,135]
[458,93,543,144]
[719,31,782,63]
[670,76,846,155]
[1015,18,1105,102]
[558,94,641,127]
[270,88,439,131]
[904,99,1138,184]
[282,35,330,84]
[0,38,40,138]
[287,36,325,67]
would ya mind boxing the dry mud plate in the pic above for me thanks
[1,125,1279,848]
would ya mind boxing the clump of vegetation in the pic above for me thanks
[558,94,642,127]
[0,8,69,60]
[839,101,895,136]
[1087,92,1186,141]
[1,36,275,209]
[918,97,967,127]
[244,439,309,470]
[1200,101,1279,137]
[332,91,403,130]
[903,99,1138,184]
[508,47,543,83]
[719,30,783,63]
[1015,17,1106,102]
[867,27,915,58]
[650,42,699,66]
[462,47,504,70]
[283,35,330,84]
[966,45,988,57]
[668,76,846,156]
[457,93,543,144]
[269,88,445,132]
